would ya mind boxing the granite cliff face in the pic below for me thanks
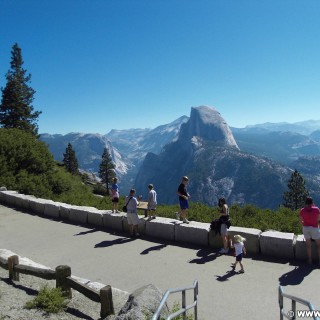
[134,106,291,208]
[178,106,239,149]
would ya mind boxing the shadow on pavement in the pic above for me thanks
[74,228,100,236]
[1,277,38,296]
[94,237,135,248]
[140,244,167,255]
[279,263,315,286]
[189,248,219,264]
[65,307,95,320]
[215,268,238,282]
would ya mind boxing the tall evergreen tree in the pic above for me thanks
[0,43,41,136]
[99,147,116,193]
[63,143,79,175]
[283,169,309,210]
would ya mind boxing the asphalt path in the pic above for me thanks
[0,204,319,320]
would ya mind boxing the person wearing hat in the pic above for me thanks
[300,197,320,265]
[232,234,247,273]
[147,184,157,221]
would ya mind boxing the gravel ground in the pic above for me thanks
[0,266,101,320]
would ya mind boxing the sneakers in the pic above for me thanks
[152,216,156,220]
[219,248,229,254]
[175,212,180,220]
[183,218,189,224]
[238,269,245,274]
[147,216,152,221]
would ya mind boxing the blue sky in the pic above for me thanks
[1,0,320,134]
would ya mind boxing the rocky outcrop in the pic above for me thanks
[107,284,168,320]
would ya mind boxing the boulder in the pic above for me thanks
[106,284,168,320]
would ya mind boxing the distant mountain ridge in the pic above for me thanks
[237,120,320,135]
[135,106,294,208]
[40,108,320,208]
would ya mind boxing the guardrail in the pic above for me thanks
[0,254,114,318]
[152,280,198,320]
[279,286,319,320]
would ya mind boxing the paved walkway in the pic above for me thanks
[0,204,319,320]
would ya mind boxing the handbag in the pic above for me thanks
[122,197,132,212]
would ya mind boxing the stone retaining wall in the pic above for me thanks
[0,190,318,261]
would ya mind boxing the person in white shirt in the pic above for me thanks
[232,234,247,273]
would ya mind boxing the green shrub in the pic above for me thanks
[25,285,67,313]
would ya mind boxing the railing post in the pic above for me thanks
[55,265,72,298]
[291,300,296,320]
[194,281,198,320]
[100,285,114,318]
[279,286,283,320]
[182,289,186,320]
[8,255,19,281]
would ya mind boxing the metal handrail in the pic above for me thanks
[279,286,319,320]
[152,280,198,320]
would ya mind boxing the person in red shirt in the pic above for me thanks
[300,197,320,265]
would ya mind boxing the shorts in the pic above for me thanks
[148,204,156,211]
[236,253,243,261]
[127,212,139,225]
[179,199,189,210]
[220,223,228,236]
[112,197,119,203]
[303,226,320,240]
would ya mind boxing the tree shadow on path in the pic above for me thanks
[94,237,135,248]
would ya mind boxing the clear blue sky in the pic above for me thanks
[1,0,320,134]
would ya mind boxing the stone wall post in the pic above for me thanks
[55,265,72,298]
[100,285,114,318]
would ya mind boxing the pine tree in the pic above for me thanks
[0,43,41,136]
[63,143,79,175]
[283,169,309,210]
[99,147,116,193]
